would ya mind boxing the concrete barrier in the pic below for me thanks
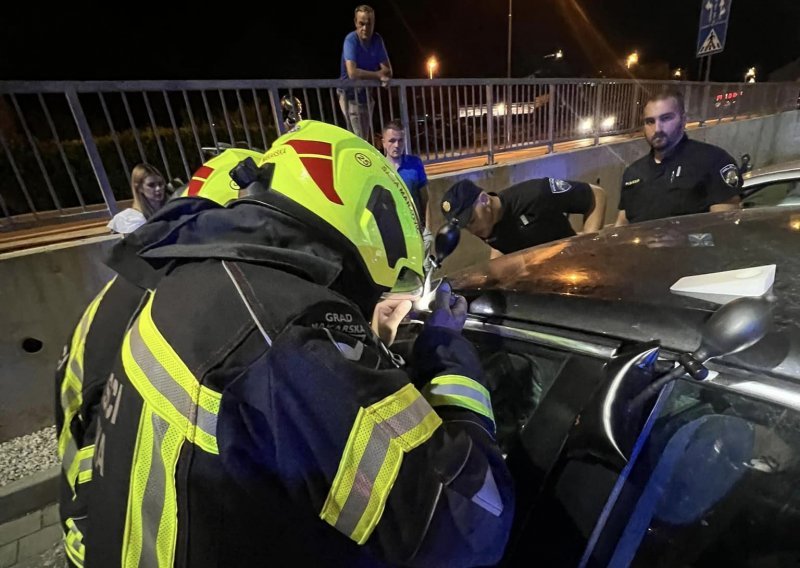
[0,236,119,442]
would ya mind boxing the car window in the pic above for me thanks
[743,179,800,208]
[470,336,570,452]
[584,377,800,567]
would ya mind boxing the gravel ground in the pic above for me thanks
[0,425,59,487]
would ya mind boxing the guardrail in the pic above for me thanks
[0,78,797,229]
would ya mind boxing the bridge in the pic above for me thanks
[0,76,798,564]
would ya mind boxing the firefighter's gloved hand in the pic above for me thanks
[427,281,467,332]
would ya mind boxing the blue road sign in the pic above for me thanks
[696,0,732,58]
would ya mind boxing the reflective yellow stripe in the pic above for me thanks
[64,518,86,567]
[422,374,495,424]
[64,444,94,489]
[123,406,183,568]
[121,292,220,567]
[123,294,220,454]
[58,277,116,491]
[321,383,441,544]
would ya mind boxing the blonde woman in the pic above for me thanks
[107,163,167,234]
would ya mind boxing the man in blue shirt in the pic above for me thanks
[339,5,392,141]
[382,119,433,259]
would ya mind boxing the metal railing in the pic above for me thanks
[0,78,797,230]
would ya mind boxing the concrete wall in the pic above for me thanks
[0,236,119,442]
[427,109,800,272]
[0,110,797,440]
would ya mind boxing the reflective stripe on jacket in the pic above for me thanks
[86,259,514,567]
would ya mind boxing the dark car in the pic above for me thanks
[398,206,800,567]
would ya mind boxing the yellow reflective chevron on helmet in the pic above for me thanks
[259,121,424,292]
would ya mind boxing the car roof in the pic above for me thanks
[744,160,800,183]
[450,206,800,377]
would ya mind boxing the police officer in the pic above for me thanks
[441,177,606,257]
[74,121,513,567]
[616,88,742,226]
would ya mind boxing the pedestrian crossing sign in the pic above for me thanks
[698,29,723,56]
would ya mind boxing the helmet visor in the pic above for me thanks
[390,266,424,296]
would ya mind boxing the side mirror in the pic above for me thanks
[739,153,753,175]
[411,219,462,314]
[432,218,461,268]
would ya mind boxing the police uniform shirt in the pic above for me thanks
[486,178,593,254]
[619,136,742,224]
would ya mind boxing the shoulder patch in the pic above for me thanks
[624,178,641,186]
[548,178,572,193]
[720,164,740,188]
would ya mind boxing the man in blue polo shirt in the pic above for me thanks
[339,4,392,141]
[381,119,433,258]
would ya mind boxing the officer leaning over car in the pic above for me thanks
[441,177,607,258]
[616,87,742,226]
[57,120,514,567]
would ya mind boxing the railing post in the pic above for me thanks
[399,85,412,153]
[699,82,711,126]
[593,83,603,145]
[64,88,118,216]
[485,84,495,165]
[268,88,284,135]
[683,83,693,122]
[547,84,555,153]
[505,84,512,147]
[628,83,640,134]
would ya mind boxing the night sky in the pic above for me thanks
[2,0,798,82]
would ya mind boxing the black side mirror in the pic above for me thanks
[432,218,461,268]
[739,153,753,175]
[629,296,773,414]
[411,219,462,314]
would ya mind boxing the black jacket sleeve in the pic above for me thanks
[219,323,514,567]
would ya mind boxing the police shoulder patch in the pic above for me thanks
[720,163,740,188]
[548,178,572,193]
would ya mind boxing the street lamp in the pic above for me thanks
[626,51,639,69]
[544,49,564,60]
[673,68,683,79]
[426,56,439,80]
[745,67,756,83]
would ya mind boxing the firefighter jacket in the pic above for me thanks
[82,197,514,567]
[56,275,150,566]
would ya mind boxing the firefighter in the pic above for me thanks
[76,120,513,567]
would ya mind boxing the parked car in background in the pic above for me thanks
[741,159,800,208]
[397,205,800,566]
